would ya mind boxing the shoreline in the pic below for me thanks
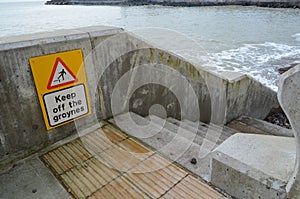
[45,0,300,9]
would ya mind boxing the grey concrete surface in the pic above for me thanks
[229,116,294,137]
[210,133,295,199]
[110,112,234,181]
[0,156,72,199]
[98,45,279,125]
[181,118,238,144]
[224,73,279,124]
[278,64,300,198]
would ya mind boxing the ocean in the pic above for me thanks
[1,1,300,90]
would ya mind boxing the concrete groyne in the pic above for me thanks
[0,26,278,169]
[45,0,300,8]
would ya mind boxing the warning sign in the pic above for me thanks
[44,84,88,127]
[47,57,78,89]
[29,49,92,130]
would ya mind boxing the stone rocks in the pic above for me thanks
[45,0,300,8]
[265,112,291,129]
[190,157,197,165]
[278,63,299,74]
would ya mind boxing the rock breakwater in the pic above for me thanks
[45,0,300,8]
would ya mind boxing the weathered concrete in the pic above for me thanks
[46,0,300,8]
[0,156,72,199]
[109,112,234,181]
[224,73,279,124]
[208,64,300,198]
[278,64,300,198]
[210,133,296,199]
[98,46,279,125]
[228,116,294,137]
[0,26,123,169]
[0,26,279,170]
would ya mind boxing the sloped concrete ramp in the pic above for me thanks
[41,124,224,199]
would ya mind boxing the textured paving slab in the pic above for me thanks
[89,176,149,199]
[125,154,188,198]
[162,175,223,199]
[41,123,225,199]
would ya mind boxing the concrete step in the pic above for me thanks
[169,115,237,143]
[166,117,237,146]
[109,112,193,160]
[109,112,233,181]
[147,115,215,147]
[227,116,293,137]
[183,119,239,143]
[166,117,217,143]
[210,133,295,199]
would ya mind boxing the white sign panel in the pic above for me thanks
[43,84,89,127]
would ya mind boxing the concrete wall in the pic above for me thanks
[0,26,279,169]
[0,26,123,169]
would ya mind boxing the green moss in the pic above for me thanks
[234,80,241,91]
[159,51,164,60]
[149,48,154,63]
[167,56,174,66]
[184,63,201,79]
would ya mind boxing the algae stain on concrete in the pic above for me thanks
[158,51,164,60]
[149,48,154,63]
[231,80,241,92]
[184,63,201,79]
[97,85,107,119]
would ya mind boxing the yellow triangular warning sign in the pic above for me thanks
[47,57,78,89]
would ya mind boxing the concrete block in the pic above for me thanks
[229,116,293,137]
[210,133,295,199]
[278,64,300,198]
[225,74,279,123]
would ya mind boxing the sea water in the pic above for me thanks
[1,1,300,90]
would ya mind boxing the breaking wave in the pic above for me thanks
[206,42,300,91]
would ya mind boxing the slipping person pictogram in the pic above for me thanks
[55,69,67,83]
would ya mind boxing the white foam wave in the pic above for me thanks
[206,42,300,91]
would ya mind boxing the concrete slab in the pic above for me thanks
[148,114,197,141]
[0,26,123,51]
[167,117,234,149]
[182,119,237,144]
[110,112,199,164]
[111,113,220,181]
[167,117,217,142]
[228,116,293,137]
[210,133,296,199]
[278,64,300,198]
[0,156,72,199]
[174,142,214,181]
